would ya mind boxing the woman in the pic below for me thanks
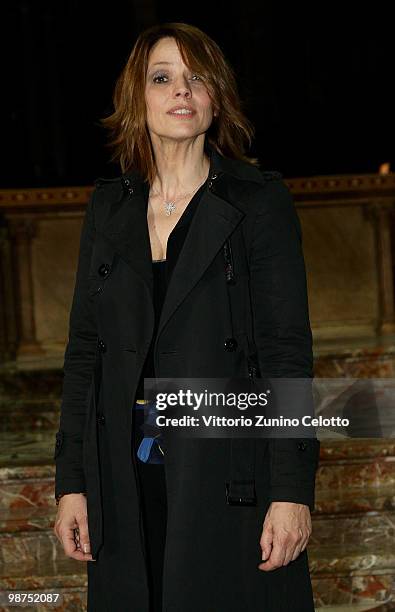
[53,22,320,612]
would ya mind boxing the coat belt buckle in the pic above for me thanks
[225,481,257,506]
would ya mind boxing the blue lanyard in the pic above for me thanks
[133,400,164,463]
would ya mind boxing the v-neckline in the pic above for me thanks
[144,179,208,261]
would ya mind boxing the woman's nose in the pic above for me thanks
[175,90,191,99]
[173,77,192,97]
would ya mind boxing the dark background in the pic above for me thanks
[4,1,394,187]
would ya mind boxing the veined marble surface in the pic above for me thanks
[1,363,395,609]
[315,605,390,611]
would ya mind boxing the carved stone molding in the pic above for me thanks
[0,187,92,212]
[286,172,395,202]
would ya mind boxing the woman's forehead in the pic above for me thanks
[148,37,185,66]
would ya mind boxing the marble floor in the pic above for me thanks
[316,606,393,612]
[1,365,395,610]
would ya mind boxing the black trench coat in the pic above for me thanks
[54,144,320,612]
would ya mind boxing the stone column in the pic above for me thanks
[9,218,44,359]
[365,200,395,335]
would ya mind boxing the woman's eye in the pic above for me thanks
[152,74,168,83]
[151,73,202,84]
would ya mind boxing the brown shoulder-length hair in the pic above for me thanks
[100,22,259,183]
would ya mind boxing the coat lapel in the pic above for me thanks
[157,183,244,339]
[100,146,265,342]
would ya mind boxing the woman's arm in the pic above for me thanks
[249,177,320,512]
[54,189,98,500]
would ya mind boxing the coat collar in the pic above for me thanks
[98,144,264,345]
[119,143,267,188]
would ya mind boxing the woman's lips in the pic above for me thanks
[167,108,196,118]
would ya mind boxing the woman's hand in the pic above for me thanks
[53,493,95,562]
[258,501,312,571]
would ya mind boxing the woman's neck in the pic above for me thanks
[149,138,210,200]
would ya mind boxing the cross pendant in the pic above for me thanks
[164,201,176,216]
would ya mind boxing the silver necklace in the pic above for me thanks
[149,174,208,216]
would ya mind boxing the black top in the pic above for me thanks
[135,178,208,400]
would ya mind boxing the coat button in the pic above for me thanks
[98,263,110,277]
[121,177,134,195]
[248,365,257,378]
[224,337,238,351]
[298,441,307,451]
[208,173,219,189]
[98,338,107,353]
[98,414,106,425]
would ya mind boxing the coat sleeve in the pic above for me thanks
[53,188,98,498]
[249,178,320,512]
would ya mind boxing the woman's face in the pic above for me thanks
[145,37,216,143]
